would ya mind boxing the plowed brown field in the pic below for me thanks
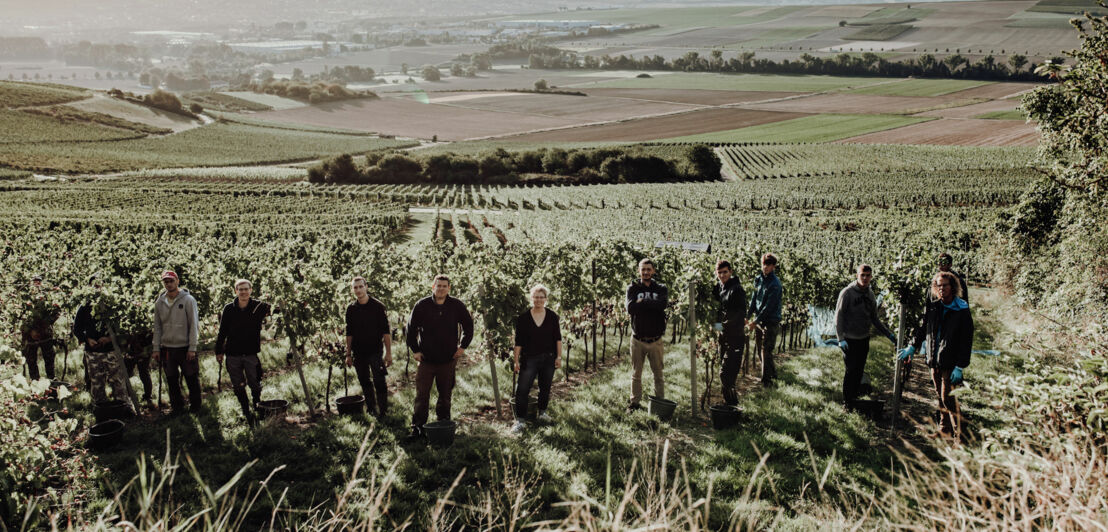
[251,98,582,141]
[836,117,1038,146]
[425,91,696,120]
[503,108,808,142]
[740,93,937,114]
[577,88,802,105]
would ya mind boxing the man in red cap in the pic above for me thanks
[152,270,202,415]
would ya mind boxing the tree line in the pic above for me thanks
[309,145,722,186]
[523,46,1057,82]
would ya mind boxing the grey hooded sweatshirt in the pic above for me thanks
[152,288,200,351]
[835,281,894,342]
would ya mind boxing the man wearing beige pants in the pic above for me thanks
[626,259,669,412]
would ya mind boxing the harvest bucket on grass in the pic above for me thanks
[424,420,457,446]
[709,404,742,430]
[335,395,365,416]
[848,399,885,421]
[93,399,134,423]
[88,419,125,450]
[257,399,289,419]
[508,397,539,421]
[648,395,677,422]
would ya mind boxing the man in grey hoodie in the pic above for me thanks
[152,270,202,415]
[834,264,896,403]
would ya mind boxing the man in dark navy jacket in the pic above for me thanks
[405,274,473,440]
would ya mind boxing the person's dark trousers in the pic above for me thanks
[125,352,153,401]
[353,352,389,416]
[841,337,871,402]
[161,346,202,413]
[411,360,456,429]
[718,321,745,405]
[226,353,262,417]
[23,341,56,381]
[515,354,556,418]
[754,322,780,385]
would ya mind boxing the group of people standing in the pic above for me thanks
[18,252,972,439]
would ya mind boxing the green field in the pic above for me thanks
[845,23,914,41]
[0,109,143,144]
[0,122,417,173]
[0,81,90,108]
[730,27,822,48]
[581,72,901,92]
[1027,0,1108,16]
[659,114,929,143]
[845,78,993,97]
[976,109,1028,120]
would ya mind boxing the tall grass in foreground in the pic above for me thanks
[32,425,1105,531]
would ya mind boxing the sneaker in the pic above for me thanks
[511,420,527,434]
[537,411,552,423]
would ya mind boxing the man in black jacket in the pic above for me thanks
[626,259,668,412]
[713,260,746,406]
[405,274,473,440]
[345,276,392,418]
[215,279,270,426]
[936,253,968,303]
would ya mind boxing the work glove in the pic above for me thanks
[887,332,897,344]
[950,367,964,386]
[712,322,723,332]
[897,345,915,361]
[838,340,849,353]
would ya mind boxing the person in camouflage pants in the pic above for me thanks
[72,287,133,408]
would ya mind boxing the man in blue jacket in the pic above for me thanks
[747,253,782,386]
[626,258,668,412]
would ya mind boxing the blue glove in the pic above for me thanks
[839,340,849,353]
[887,332,897,344]
[712,322,723,332]
[951,367,964,386]
[897,345,915,361]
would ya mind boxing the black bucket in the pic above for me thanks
[648,395,677,422]
[88,419,125,450]
[709,404,742,430]
[424,420,457,447]
[848,399,885,421]
[508,397,539,421]
[336,395,365,416]
[257,399,289,419]
[93,399,134,423]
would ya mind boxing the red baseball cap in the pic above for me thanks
[160,270,179,281]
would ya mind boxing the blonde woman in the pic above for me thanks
[899,271,973,438]
[511,284,562,433]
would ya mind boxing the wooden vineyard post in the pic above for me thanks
[890,298,906,430]
[488,334,503,418]
[688,280,697,417]
[293,347,316,418]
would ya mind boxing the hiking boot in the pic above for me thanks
[511,420,527,434]
[403,427,425,443]
[537,411,552,423]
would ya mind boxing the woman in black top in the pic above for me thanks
[899,271,973,438]
[512,284,562,432]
